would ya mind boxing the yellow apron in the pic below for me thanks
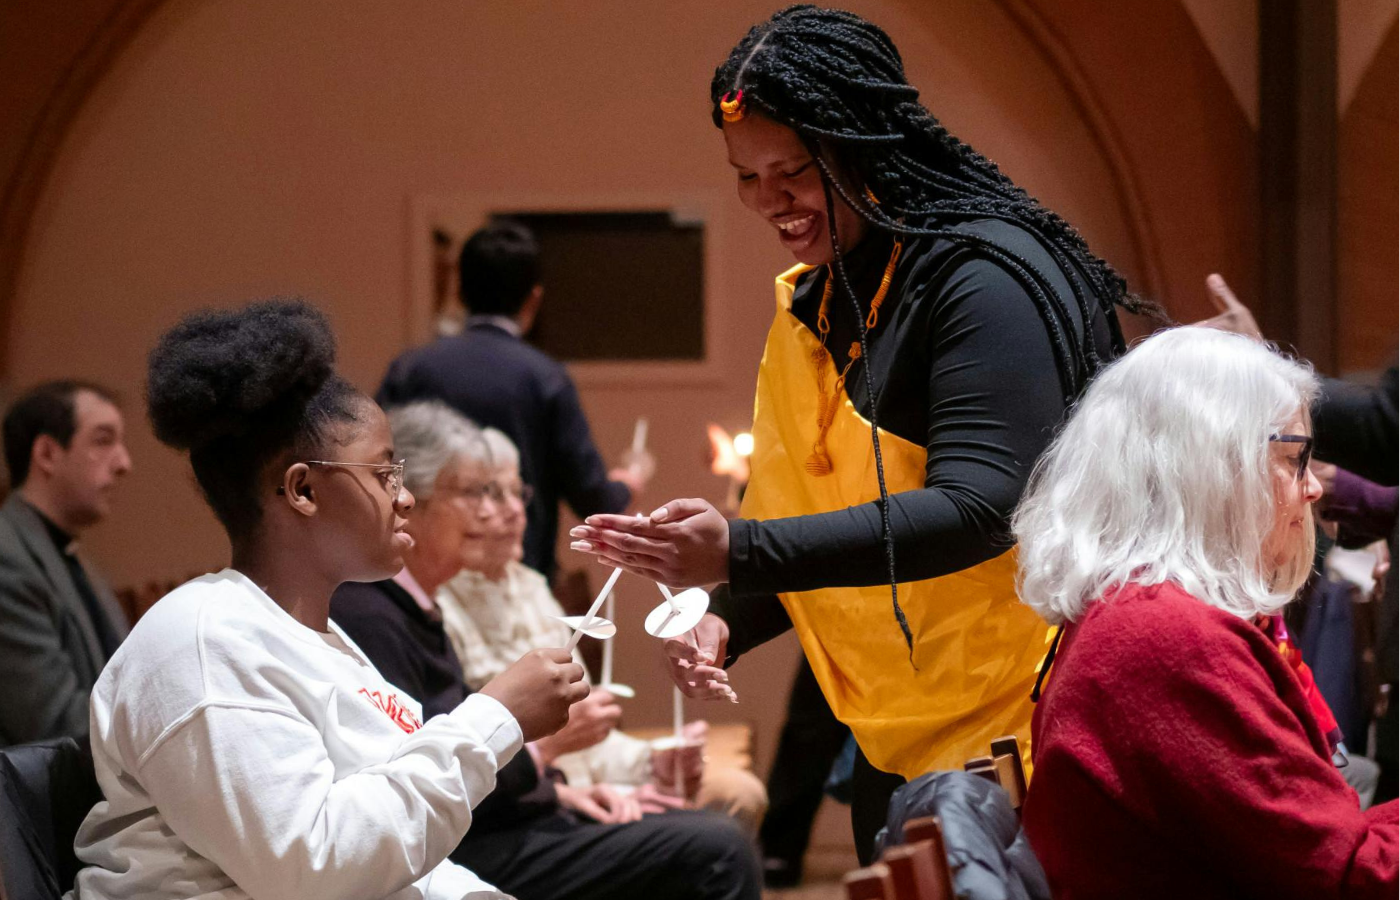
[740,264,1052,780]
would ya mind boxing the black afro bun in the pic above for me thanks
[146,299,366,539]
[147,299,336,452]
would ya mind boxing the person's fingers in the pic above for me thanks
[675,674,721,699]
[573,530,673,563]
[582,513,659,533]
[1205,273,1239,315]
[692,631,719,666]
[592,553,667,582]
[686,660,733,683]
[664,638,704,663]
[665,657,735,699]
[678,675,738,702]
[574,795,612,823]
[570,526,675,557]
[585,544,663,574]
[648,498,711,524]
[595,786,639,824]
[609,530,675,558]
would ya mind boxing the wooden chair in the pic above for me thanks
[962,754,998,784]
[988,735,1027,812]
[882,838,955,900]
[843,862,895,899]
[841,735,1031,899]
[902,816,943,846]
[841,816,955,900]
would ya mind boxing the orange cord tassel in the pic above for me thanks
[806,239,902,478]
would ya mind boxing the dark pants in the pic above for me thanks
[851,746,906,865]
[758,657,851,870]
[452,809,761,900]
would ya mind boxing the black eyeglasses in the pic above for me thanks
[276,459,406,497]
[1268,434,1313,482]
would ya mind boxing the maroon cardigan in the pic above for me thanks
[1023,581,1397,899]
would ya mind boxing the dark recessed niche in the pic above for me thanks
[494,211,705,362]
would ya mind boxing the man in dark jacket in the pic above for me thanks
[0,381,131,747]
[377,221,644,580]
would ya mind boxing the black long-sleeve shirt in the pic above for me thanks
[1314,366,1398,487]
[715,217,1116,659]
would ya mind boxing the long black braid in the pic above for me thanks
[713,5,1162,654]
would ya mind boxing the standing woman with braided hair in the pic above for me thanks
[571,5,1157,859]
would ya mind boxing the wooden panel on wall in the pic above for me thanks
[1337,25,1399,376]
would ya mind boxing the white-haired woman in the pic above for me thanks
[330,401,761,900]
[1012,327,1397,899]
[436,427,769,836]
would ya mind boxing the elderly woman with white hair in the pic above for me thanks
[1013,327,1397,899]
[436,426,769,836]
[330,401,761,900]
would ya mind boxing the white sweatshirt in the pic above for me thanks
[69,569,520,900]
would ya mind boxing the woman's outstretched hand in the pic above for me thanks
[665,613,738,702]
[569,498,730,587]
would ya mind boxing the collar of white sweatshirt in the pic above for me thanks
[69,568,521,900]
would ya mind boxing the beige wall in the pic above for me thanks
[7,0,1311,854]
[1338,23,1398,375]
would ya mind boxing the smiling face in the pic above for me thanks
[724,113,868,266]
[403,454,498,587]
[1261,408,1323,580]
[484,461,528,573]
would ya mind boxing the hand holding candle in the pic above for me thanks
[659,612,739,703]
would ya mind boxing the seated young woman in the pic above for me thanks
[433,424,767,833]
[70,301,587,900]
[329,400,760,900]
[1013,326,1398,899]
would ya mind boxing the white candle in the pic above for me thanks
[671,685,686,796]
[632,417,649,455]
[566,567,624,652]
[672,684,684,741]
[600,589,616,686]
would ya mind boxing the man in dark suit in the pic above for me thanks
[0,381,132,747]
[378,221,645,580]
